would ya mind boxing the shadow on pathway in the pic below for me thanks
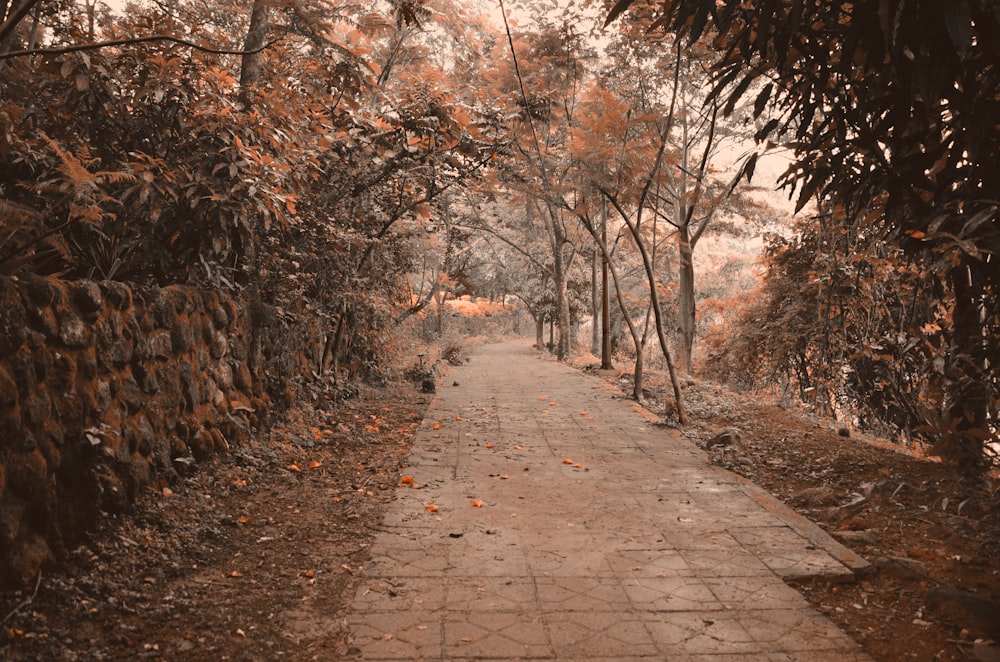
[344,341,872,661]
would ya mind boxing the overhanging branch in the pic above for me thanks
[0,32,285,60]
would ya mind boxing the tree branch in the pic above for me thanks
[0,32,285,60]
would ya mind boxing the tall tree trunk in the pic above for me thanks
[581,215,646,399]
[601,194,688,423]
[542,200,572,360]
[601,208,613,369]
[591,248,600,356]
[238,0,271,108]
[677,224,695,375]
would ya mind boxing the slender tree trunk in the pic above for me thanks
[602,195,688,423]
[677,224,696,375]
[581,214,646,399]
[591,248,600,356]
[543,201,572,360]
[535,314,544,349]
[601,209,612,369]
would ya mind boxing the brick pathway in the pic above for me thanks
[344,341,872,661]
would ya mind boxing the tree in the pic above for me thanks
[608,0,1000,466]
[490,6,598,360]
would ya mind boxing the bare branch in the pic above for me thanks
[0,32,285,60]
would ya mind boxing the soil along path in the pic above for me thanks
[344,341,872,660]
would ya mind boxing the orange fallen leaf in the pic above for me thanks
[461,637,473,643]
[433,434,441,439]
[574,463,583,469]
[308,460,322,469]
[454,415,462,421]
[579,411,589,416]
[228,571,242,578]
[513,445,522,451]
[424,504,440,512]
[471,498,484,508]
[302,569,316,578]
[562,458,573,464]
[237,515,252,524]
[234,478,247,487]
[162,487,175,497]
[499,474,511,480]
[433,422,442,430]
[549,402,558,407]
[485,443,494,449]
[288,463,301,472]
[400,475,415,484]
[383,633,394,641]
[538,396,548,401]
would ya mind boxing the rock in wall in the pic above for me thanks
[0,275,320,588]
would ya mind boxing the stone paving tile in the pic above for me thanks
[535,576,631,611]
[676,549,776,577]
[544,612,660,658]
[623,576,722,611]
[729,526,855,582]
[445,577,537,611]
[604,549,690,576]
[442,612,551,658]
[703,576,812,610]
[344,341,872,661]
[642,610,759,655]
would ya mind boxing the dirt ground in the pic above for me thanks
[2,349,999,661]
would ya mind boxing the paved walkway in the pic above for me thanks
[344,341,872,661]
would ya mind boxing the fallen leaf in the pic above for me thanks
[574,463,583,469]
[234,479,247,487]
[579,411,588,416]
[549,402,558,407]
[471,498,484,508]
[288,463,301,472]
[499,474,511,480]
[237,515,252,524]
[308,460,322,469]
[302,569,316,578]
[425,504,439,512]
[383,633,394,641]
[562,458,573,464]
[513,445,522,451]
[236,628,246,637]
[228,571,242,578]
[461,637,473,643]
[538,396,548,401]
[454,415,462,421]
[162,487,175,497]
[400,475,415,484]
[485,443,494,449]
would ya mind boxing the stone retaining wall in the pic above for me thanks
[0,275,319,588]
